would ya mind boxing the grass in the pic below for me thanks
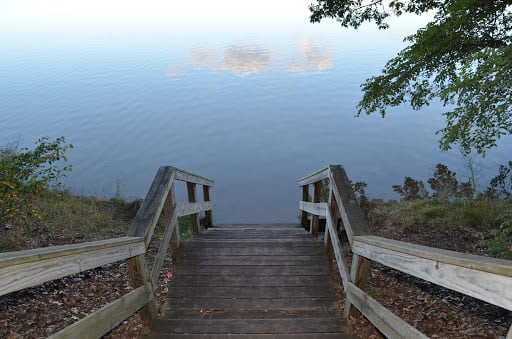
[366,197,512,259]
[0,190,138,252]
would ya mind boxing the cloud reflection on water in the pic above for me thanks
[285,38,332,73]
[171,38,332,78]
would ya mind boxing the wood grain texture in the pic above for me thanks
[355,235,512,277]
[172,167,214,187]
[353,237,512,311]
[299,201,327,217]
[149,224,349,337]
[344,282,429,339]
[49,283,153,339]
[176,201,213,217]
[328,165,370,243]
[326,208,349,282]
[127,166,175,247]
[297,166,329,186]
[0,238,144,297]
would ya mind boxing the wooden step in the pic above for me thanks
[145,224,352,338]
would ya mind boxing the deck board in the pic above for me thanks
[145,224,354,338]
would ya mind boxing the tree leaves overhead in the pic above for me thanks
[310,0,512,153]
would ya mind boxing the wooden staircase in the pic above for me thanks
[143,224,355,338]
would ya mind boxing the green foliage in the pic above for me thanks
[473,208,512,259]
[309,0,512,154]
[392,176,429,201]
[486,161,512,199]
[0,137,73,223]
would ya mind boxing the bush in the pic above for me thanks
[0,136,73,224]
[392,176,429,201]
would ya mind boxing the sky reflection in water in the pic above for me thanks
[0,0,510,223]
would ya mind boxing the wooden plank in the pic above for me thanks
[49,283,153,339]
[176,265,328,276]
[176,201,213,217]
[183,241,322,248]
[163,297,338,312]
[353,237,512,311]
[299,201,327,217]
[170,275,332,287]
[151,318,345,334]
[355,235,512,277]
[311,181,322,237]
[301,185,309,229]
[344,253,371,319]
[151,209,178,286]
[326,208,349,281]
[173,247,326,256]
[328,165,370,243]
[297,166,329,186]
[127,166,174,247]
[344,282,428,339]
[142,333,353,338]
[203,185,213,226]
[172,167,214,186]
[168,286,336,298]
[187,182,200,234]
[0,237,143,267]
[177,256,324,266]
[127,254,155,323]
[0,238,144,297]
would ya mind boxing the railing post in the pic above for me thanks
[187,182,200,234]
[164,183,181,258]
[311,181,322,237]
[344,253,371,319]
[127,255,156,324]
[203,185,213,227]
[301,185,309,230]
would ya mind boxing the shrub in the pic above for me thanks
[0,136,73,224]
[392,177,429,201]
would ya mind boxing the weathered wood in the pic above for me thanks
[355,234,512,277]
[127,254,155,324]
[142,333,354,338]
[203,185,213,226]
[187,182,200,234]
[328,165,370,243]
[168,286,336,298]
[176,201,213,217]
[344,281,429,339]
[177,265,328,276]
[326,206,349,282]
[177,256,323,266]
[344,253,371,319]
[353,236,512,311]
[301,185,309,229]
[127,166,175,247]
[0,237,144,297]
[49,283,153,339]
[299,201,327,217]
[164,298,337,313]
[171,275,331,287]
[172,167,214,187]
[151,318,345,334]
[506,324,512,339]
[151,209,178,286]
[173,246,326,256]
[297,166,329,186]
[311,180,322,237]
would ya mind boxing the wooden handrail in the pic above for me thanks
[299,165,512,338]
[1,166,214,338]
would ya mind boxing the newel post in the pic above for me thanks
[187,182,200,234]
[203,185,213,227]
[301,185,309,230]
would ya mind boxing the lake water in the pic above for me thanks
[1,0,510,223]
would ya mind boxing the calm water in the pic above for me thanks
[1,0,510,223]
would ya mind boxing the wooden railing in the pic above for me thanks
[0,166,214,338]
[299,165,512,339]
